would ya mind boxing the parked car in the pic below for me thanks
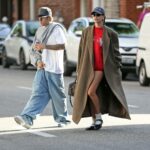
[64,17,139,78]
[0,23,11,64]
[136,13,150,86]
[2,20,39,69]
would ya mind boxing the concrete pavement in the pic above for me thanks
[0,114,150,137]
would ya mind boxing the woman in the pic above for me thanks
[72,7,130,130]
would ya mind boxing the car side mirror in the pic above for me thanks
[75,30,82,37]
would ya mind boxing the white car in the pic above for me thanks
[136,13,150,86]
[0,23,11,63]
[2,20,39,69]
[64,17,139,78]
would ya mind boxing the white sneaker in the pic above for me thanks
[14,115,33,129]
[57,120,71,127]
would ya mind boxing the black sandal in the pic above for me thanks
[86,119,103,131]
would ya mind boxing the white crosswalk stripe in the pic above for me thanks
[17,86,32,90]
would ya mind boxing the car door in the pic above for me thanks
[66,19,87,63]
[5,22,23,60]
[144,48,150,78]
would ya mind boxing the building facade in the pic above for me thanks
[0,0,149,28]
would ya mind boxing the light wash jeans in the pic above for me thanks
[21,69,68,123]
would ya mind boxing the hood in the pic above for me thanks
[118,36,139,48]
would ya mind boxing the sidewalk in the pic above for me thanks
[0,114,150,133]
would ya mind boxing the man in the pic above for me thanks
[14,7,70,129]
[72,7,130,130]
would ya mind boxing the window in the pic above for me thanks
[106,22,139,37]
[12,23,23,37]
[69,19,86,34]
[26,21,39,37]
[73,20,86,33]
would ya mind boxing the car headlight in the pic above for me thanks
[119,47,125,53]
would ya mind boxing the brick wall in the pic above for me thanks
[12,0,18,23]
[12,0,30,23]
[86,0,93,16]
[104,0,119,18]
[12,0,81,28]
[22,0,30,20]
[12,0,149,28]
[120,0,149,24]
[35,0,80,28]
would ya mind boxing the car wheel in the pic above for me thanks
[19,50,27,70]
[139,62,150,86]
[2,48,10,68]
[63,52,73,76]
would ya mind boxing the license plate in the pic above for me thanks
[122,58,134,64]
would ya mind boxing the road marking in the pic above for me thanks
[0,130,56,138]
[0,117,56,138]
[27,130,56,137]
[17,86,32,90]
[128,104,139,108]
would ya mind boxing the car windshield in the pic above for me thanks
[26,21,39,37]
[105,22,139,37]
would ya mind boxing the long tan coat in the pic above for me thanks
[72,25,131,124]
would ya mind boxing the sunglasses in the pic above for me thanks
[92,13,103,17]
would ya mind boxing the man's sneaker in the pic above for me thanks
[58,119,71,127]
[14,115,33,129]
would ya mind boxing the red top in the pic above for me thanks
[93,26,104,71]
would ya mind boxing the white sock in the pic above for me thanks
[95,113,102,120]
[95,113,102,125]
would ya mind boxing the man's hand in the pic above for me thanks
[34,43,45,51]
[36,61,45,69]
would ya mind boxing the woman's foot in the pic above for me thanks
[86,119,103,130]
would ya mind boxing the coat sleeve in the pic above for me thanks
[111,31,122,68]
[76,30,85,74]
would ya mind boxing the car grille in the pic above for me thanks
[121,47,137,52]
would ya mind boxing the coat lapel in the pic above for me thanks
[102,26,110,65]
[87,26,94,66]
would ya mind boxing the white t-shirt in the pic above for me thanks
[42,26,66,74]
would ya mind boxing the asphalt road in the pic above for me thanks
[0,66,150,150]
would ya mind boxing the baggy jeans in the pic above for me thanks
[21,69,68,123]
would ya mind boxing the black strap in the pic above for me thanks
[69,95,73,107]
[42,24,58,43]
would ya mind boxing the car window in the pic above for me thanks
[26,21,39,37]
[89,21,94,26]
[12,23,23,37]
[0,24,11,39]
[105,22,139,37]
[74,20,86,33]
[69,20,86,34]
